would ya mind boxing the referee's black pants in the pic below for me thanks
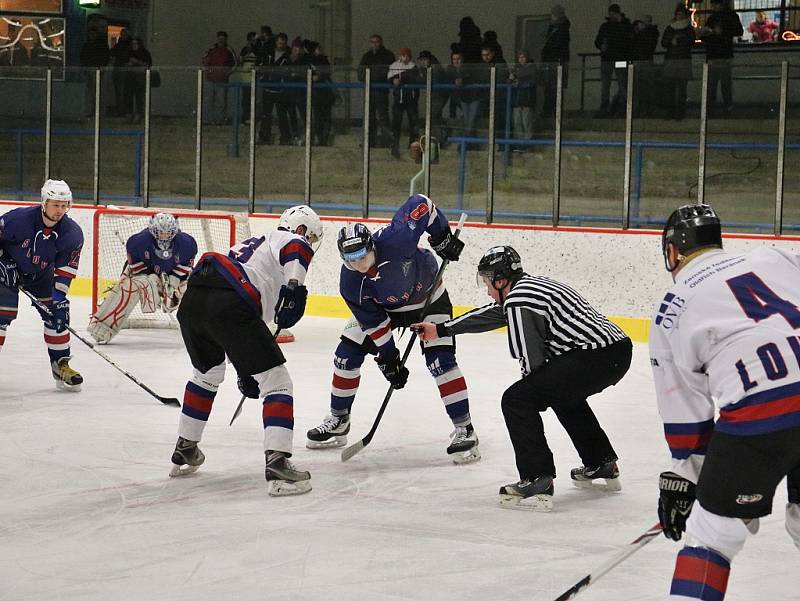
[501,338,632,480]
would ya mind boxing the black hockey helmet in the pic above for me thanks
[662,204,722,271]
[337,223,374,268]
[477,245,524,287]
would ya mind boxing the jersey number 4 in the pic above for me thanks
[228,236,265,264]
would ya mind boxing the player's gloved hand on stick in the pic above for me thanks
[237,374,260,399]
[274,280,308,329]
[375,348,409,389]
[50,299,70,333]
[0,255,19,289]
[658,471,696,541]
[428,229,464,262]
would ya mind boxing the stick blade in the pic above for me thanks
[341,439,365,462]
[160,397,181,407]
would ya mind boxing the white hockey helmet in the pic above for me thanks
[41,179,73,208]
[278,205,324,250]
[148,212,179,252]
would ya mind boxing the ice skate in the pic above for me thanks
[570,458,621,492]
[51,356,83,392]
[169,437,205,477]
[306,413,350,449]
[447,424,481,464]
[265,451,311,496]
[499,475,554,512]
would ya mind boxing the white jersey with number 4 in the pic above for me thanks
[649,246,800,483]
[227,230,313,324]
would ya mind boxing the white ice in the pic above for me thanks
[0,296,796,601]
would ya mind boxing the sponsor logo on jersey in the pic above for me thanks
[409,203,429,221]
[650,357,660,367]
[655,292,687,329]
[736,493,764,504]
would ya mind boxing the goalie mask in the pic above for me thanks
[148,212,179,258]
[662,204,722,272]
[278,205,324,251]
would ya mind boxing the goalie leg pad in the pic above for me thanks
[138,273,162,314]
[88,272,146,343]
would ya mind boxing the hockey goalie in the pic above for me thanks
[88,212,198,344]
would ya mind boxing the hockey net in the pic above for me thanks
[92,207,251,329]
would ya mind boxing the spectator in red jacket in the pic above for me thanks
[202,31,237,125]
[748,11,779,43]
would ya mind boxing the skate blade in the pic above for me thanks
[306,436,347,449]
[268,479,312,496]
[55,380,82,392]
[499,494,553,512]
[571,477,622,492]
[169,463,201,477]
[452,447,481,465]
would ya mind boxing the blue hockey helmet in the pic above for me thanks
[337,223,374,270]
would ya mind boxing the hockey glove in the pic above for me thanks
[274,280,308,329]
[375,349,409,389]
[0,255,19,289]
[658,471,696,541]
[50,299,70,333]
[428,229,464,262]
[237,374,260,399]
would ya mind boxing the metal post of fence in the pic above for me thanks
[44,69,52,181]
[622,63,634,229]
[362,68,371,218]
[305,68,313,205]
[143,69,152,207]
[92,68,101,205]
[775,60,788,236]
[580,55,586,112]
[248,69,257,213]
[697,63,709,205]
[16,131,23,199]
[553,64,564,227]
[457,140,467,209]
[486,66,496,224]
[423,66,433,196]
[195,70,204,210]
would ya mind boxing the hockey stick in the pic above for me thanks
[552,523,662,601]
[341,212,468,462]
[228,327,282,426]
[18,286,181,407]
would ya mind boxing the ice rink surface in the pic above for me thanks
[1,297,796,601]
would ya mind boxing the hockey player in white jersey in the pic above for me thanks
[170,205,323,496]
[651,204,800,600]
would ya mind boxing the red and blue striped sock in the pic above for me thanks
[670,546,730,600]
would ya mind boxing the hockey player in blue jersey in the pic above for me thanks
[0,179,84,390]
[88,212,198,344]
[306,194,480,463]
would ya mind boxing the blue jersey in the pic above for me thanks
[126,229,198,281]
[0,205,84,299]
[340,194,451,354]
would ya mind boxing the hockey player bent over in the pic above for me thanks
[413,246,631,510]
[88,212,197,343]
[652,204,800,599]
[0,179,84,391]
[306,194,480,464]
[170,205,323,496]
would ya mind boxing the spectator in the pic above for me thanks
[358,34,395,147]
[235,32,259,124]
[630,14,659,117]
[79,26,109,117]
[540,4,571,119]
[255,25,275,62]
[455,16,482,63]
[284,38,312,145]
[476,45,509,135]
[594,3,633,117]
[699,0,743,117]
[415,50,448,146]
[202,31,237,125]
[662,4,696,121]
[109,28,132,117]
[509,50,536,145]
[483,30,504,62]
[387,47,418,158]
[748,10,778,43]
[309,41,335,146]
[257,32,290,145]
[124,37,152,124]
[447,51,481,144]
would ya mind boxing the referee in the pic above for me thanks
[413,245,632,511]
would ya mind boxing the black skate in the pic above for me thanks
[447,424,481,464]
[570,458,621,492]
[306,413,350,449]
[169,437,205,477]
[51,356,83,392]
[499,475,554,512]
[265,451,311,496]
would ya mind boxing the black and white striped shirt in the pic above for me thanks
[440,274,627,376]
